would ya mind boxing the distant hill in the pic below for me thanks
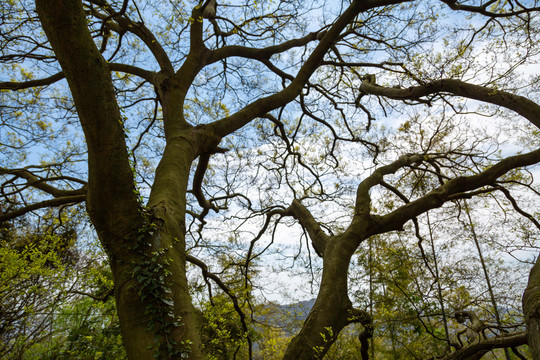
[259,298,361,337]
[257,298,315,335]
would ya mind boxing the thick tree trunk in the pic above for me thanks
[110,135,205,360]
[523,257,540,359]
[111,224,204,360]
[282,234,363,359]
[36,1,205,358]
[35,0,142,242]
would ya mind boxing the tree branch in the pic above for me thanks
[355,154,423,216]
[286,199,330,257]
[87,2,174,73]
[0,72,65,90]
[439,332,527,360]
[207,0,407,139]
[0,167,86,198]
[350,308,373,360]
[0,64,157,91]
[440,0,540,18]
[497,186,540,230]
[208,30,325,64]
[375,148,540,234]
[70,288,114,302]
[0,195,86,222]
[359,79,540,129]
[192,153,218,219]
[109,63,157,84]
[186,254,253,358]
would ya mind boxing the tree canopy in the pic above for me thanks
[1,0,540,359]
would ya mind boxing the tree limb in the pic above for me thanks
[348,308,373,360]
[109,63,157,84]
[0,195,86,222]
[208,30,324,64]
[0,167,86,198]
[359,79,540,129]
[192,153,218,219]
[440,0,540,18]
[355,153,423,217]
[439,332,527,360]
[87,1,174,73]
[207,0,408,139]
[0,72,65,90]
[186,254,253,359]
[0,64,157,90]
[286,199,330,257]
[375,148,540,234]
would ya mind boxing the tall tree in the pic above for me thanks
[1,0,539,359]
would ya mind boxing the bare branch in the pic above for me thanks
[192,153,219,219]
[70,288,114,302]
[359,79,540,129]
[208,0,408,139]
[355,154,423,217]
[376,148,540,234]
[497,186,540,230]
[109,63,157,84]
[186,254,253,359]
[0,195,86,222]
[440,0,540,18]
[0,167,86,198]
[87,2,174,73]
[0,72,65,90]
[0,64,157,91]
[209,30,324,64]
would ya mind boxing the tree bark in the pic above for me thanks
[282,231,368,359]
[523,258,540,359]
[35,1,204,358]
[110,136,205,359]
[35,0,141,244]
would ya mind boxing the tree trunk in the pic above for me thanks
[110,134,205,359]
[111,223,204,360]
[35,1,205,357]
[282,234,363,359]
[523,257,540,359]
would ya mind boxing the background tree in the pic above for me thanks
[0,208,78,359]
[1,0,540,359]
[0,206,125,360]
